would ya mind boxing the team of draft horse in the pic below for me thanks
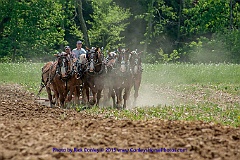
[37,47,142,109]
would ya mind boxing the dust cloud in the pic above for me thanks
[188,37,231,63]
[129,84,180,108]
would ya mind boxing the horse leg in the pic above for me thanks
[103,87,115,108]
[82,83,88,105]
[119,88,123,107]
[133,75,141,107]
[46,86,53,107]
[114,88,119,107]
[64,83,70,108]
[115,88,123,109]
[50,82,59,107]
[65,85,74,108]
[74,85,80,105]
[133,82,139,107]
[56,82,65,108]
[123,87,131,109]
[59,93,65,108]
[66,78,76,105]
[90,86,97,106]
[86,87,90,103]
[96,89,102,106]
[82,85,86,105]
[67,87,73,102]
[96,82,104,106]
[49,82,59,107]
[55,91,60,107]
[110,88,116,108]
[102,87,109,107]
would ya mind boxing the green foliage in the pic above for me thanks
[139,0,240,64]
[182,0,230,35]
[144,48,181,64]
[0,0,240,63]
[137,0,179,57]
[0,56,11,63]
[143,51,160,64]
[81,104,240,127]
[88,0,131,49]
[179,0,240,63]
[180,36,232,63]
[159,49,181,63]
[61,0,84,45]
[216,29,240,63]
[0,0,66,61]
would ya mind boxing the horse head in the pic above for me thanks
[117,48,130,73]
[130,50,143,75]
[86,47,104,73]
[106,51,117,70]
[55,52,71,79]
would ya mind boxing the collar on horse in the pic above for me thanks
[86,50,105,75]
[55,53,72,81]
[86,61,105,76]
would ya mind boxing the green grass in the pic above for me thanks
[0,62,43,94]
[0,62,240,127]
[81,104,240,127]
[142,63,240,85]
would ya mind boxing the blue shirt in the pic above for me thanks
[72,48,86,59]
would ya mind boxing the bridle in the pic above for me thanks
[117,49,131,74]
[130,51,142,75]
[105,52,117,73]
[56,54,71,80]
[86,48,105,75]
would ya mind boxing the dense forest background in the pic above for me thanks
[0,0,239,63]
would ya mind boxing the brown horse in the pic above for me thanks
[54,52,73,107]
[82,47,105,106]
[102,51,118,107]
[111,48,133,109]
[66,54,88,105]
[40,52,72,108]
[37,61,58,107]
[129,50,143,107]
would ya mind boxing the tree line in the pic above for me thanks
[0,0,239,63]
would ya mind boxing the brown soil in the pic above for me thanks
[0,84,239,160]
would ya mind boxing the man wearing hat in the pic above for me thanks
[72,40,86,59]
[64,46,76,59]
[72,41,87,78]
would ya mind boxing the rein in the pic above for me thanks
[85,61,105,76]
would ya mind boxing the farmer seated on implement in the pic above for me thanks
[64,46,77,73]
[72,41,86,59]
[64,46,76,60]
[72,41,87,78]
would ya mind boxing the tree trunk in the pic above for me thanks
[143,0,154,56]
[60,1,65,50]
[12,38,16,62]
[76,0,90,47]
[229,0,233,30]
[177,0,183,48]
[0,17,11,39]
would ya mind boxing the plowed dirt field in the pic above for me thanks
[0,84,239,160]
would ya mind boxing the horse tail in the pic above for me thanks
[35,70,47,100]
[36,62,54,99]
